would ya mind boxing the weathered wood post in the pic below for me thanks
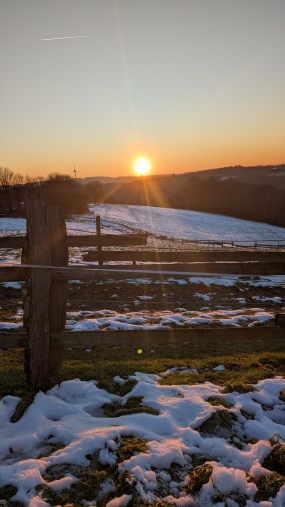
[46,206,68,382]
[23,195,68,391]
[23,193,51,392]
[96,215,103,265]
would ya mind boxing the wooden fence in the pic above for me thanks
[0,193,285,392]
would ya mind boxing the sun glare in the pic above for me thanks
[134,157,151,176]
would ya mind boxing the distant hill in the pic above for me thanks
[95,163,285,229]
[184,164,285,186]
[79,164,285,187]
[79,173,170,184]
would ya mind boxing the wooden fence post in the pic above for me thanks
[96,215,103,265]
[23,193,51,392]
[46,206,68,383]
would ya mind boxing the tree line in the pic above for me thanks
[1,165,285,230]
[0,168,102,216]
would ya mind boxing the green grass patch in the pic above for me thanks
[1,340,285,398]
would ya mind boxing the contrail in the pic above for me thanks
[41,35,94,41]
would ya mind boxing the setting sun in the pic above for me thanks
[134,158,151,176]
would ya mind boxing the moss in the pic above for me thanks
[198,409,238,439]
[256,472,285,500]
[207,396,233,409]
[103,396,159,418]
[184,464,213,494]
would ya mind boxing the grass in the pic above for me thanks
[1,339,285,401]
[207,396,234,408]
[183,464,213,494]
[263,443,285,475]
[198,409,238,439]
[103,396,159,417]
[35,437,152,507]
[256,472,285,500]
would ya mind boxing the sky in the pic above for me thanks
[1,0,285,179]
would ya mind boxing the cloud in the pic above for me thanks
[41,35,94,41]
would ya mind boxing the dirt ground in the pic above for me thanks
[66,277,284,319]
[0,277,284,322]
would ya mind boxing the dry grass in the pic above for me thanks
[183,464,213,494]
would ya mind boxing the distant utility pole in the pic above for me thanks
[73,165,77,178]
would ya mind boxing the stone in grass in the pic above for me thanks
[198,409,238,439]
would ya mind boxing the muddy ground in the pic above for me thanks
[0,274,284,327]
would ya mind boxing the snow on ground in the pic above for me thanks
[88,204,285,243]
[1,375,285,506]
[1,206,285,505]
[64,308,274,332]
[0,305,275,332]
[2,204,285,243]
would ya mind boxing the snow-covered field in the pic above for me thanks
[2,204,285,243]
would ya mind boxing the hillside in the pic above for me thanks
[96,165,285,229]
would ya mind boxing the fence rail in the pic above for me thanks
[1,326,285,350]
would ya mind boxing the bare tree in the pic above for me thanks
[0,167,23,191]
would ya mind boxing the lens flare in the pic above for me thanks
[134,158,151,176]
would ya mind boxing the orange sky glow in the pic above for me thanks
[1,0,285,179]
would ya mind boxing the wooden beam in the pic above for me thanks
[1,326,285,350]
[67,235,147,247]
[0,260,285,284]
[83,250,285,263]
[0,237,26,249]
[52,262,285,278]
[0,266,25,281]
